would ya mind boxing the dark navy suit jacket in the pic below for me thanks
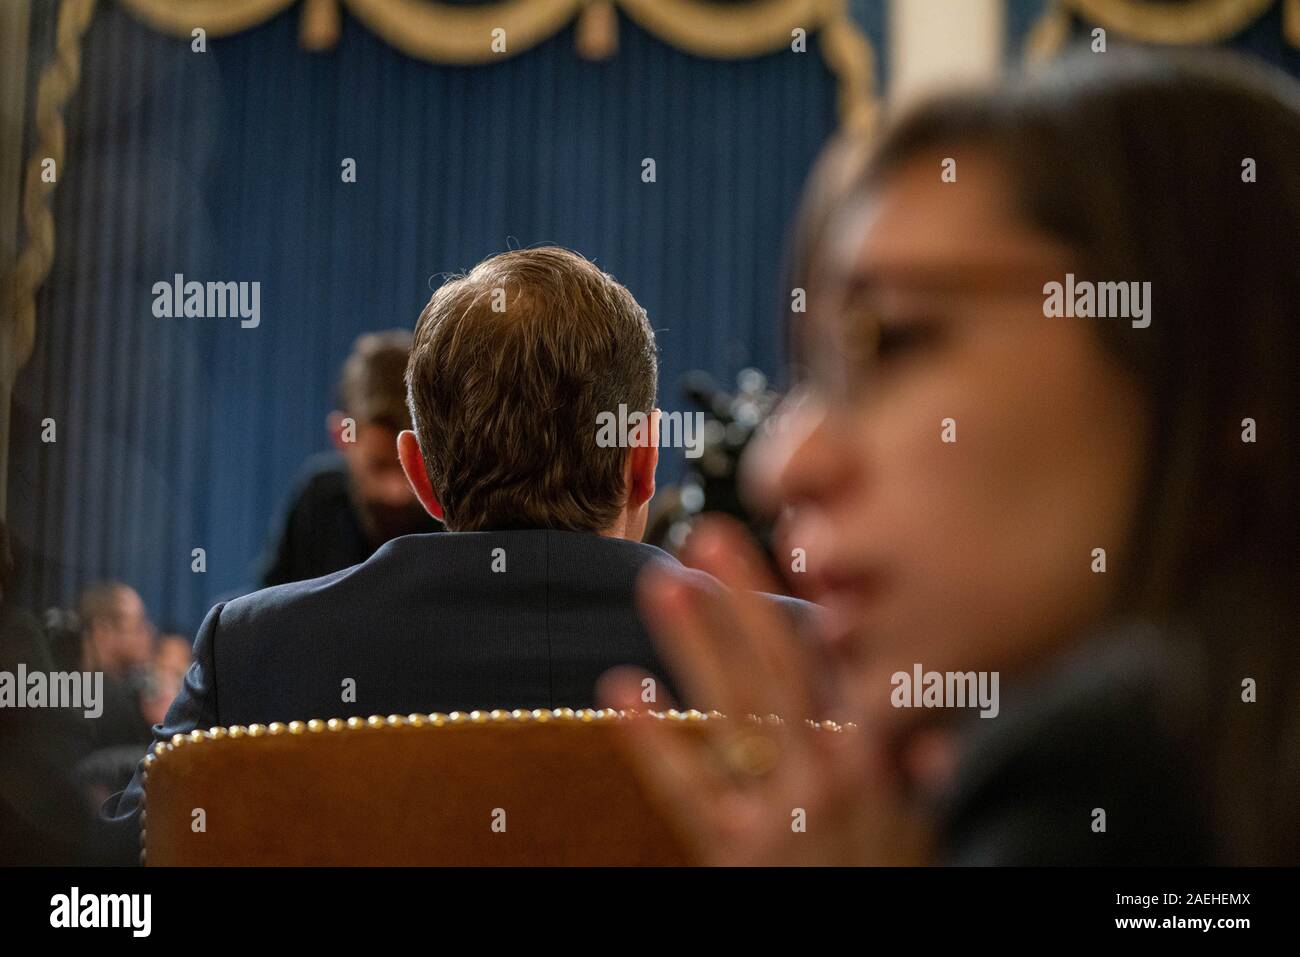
[100,529,812,853]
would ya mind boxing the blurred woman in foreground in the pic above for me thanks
[601,50,1300,865]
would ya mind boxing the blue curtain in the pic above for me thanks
[10,2,864,633]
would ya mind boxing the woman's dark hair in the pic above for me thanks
[790,48,1300,864]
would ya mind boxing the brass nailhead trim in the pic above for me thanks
[144,708,847,759]
[137,708,848,862]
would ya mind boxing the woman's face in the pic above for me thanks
[746,152,1151,715]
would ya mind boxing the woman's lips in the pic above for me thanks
[803,567,891,648]
[810,566,889,601]
[772,512,893,633]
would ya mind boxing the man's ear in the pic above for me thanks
[627,410,658,508]
[397,430,444,522]
[326,411,348,451]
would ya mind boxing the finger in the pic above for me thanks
[637,564,753,716]
[597,665,678,713]
[684,514,785,595]
[856,728,934,863]
[598,668,732,855]
[686,522,820,722]
[658,567,800,722]
[682,519,806,717]
[900,726,959,796]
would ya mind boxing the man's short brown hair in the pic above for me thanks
[406,247,657,532]
[338,330,414,431]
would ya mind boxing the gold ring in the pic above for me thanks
[718,731,781,781]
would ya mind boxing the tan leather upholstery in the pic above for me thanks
[141,710,700,866]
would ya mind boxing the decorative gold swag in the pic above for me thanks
[1027,0,1300,62]
[117,0,878,129]
[3,0,877,372]
[8,0,1300,372]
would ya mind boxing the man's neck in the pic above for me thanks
[598,511,634,541]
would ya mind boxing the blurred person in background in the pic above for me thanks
[74,627,193,825]
[602,49,1300,866]
[141,632,192,727]
[78,582,154,749]
[64,609,193,858]
[74,583,163,829]
[154,631,192,681]
[258,329,440,587]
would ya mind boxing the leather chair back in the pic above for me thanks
[141,709,703,865]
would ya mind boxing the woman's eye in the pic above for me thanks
[875,320,941,361]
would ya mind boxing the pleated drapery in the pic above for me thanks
[10,3,851,631]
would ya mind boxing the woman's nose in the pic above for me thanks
[741,389,849,515]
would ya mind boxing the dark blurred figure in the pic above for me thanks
[41,605,83,673]
[71,583,160,827]
[75,620,191,863]
[0,522,94,864]
[141,632,191,727]
[258,330,440,586]
[77,581,154,749]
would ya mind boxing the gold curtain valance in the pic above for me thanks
[1028,0,1300,61]
[4,0,875,373]
[115,0,875,131]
